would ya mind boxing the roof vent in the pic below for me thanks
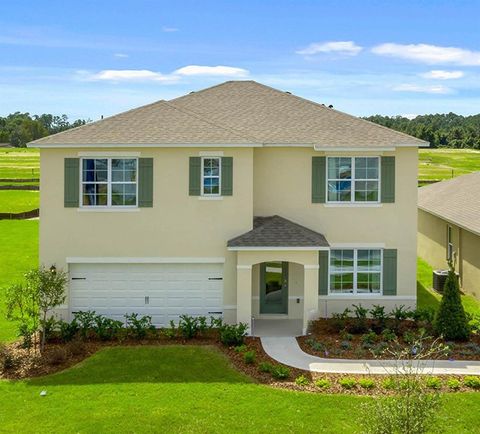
[101,115,104,120]
[285,91,291,94]
[189,91,195,94]
[328,105,333,109]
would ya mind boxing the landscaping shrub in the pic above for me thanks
[243,350,256,364]
[463,376,480,389]
[463,342,480,356]
[0,344,17,371]
[177,315,200,339]
[271,365,290,380]
[358,378,375,389]
[339,377,357,389]
[403,330,416,345]
[340,340,352,351]
[361,330,377,347]
[125,313,155,339]
[434,261,469,341]
[372,342,388,356]
[209,316,223,329]
[391,305,410,332]
[58,319,79,342]
[294,375,310,386]
[163,320,177,339]
[331,308,351,332]
[74,311,98,339]
[382,378,396,390]
[340,329,353,341]
[447,378,461,390]
[409,307,435,324]
[381,328,397,342]
[370,304,387,330]
[351,304,368,333]
[234,344,248,353]
[314,378,331,389]
[305,337,326,352]
[258,362,274,373]
[219,323,248,347]
[197,316,209,335]
[425,377,442,389]
[468,315,480,335]
[94,316,123,341]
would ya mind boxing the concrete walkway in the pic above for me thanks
[261,337,480,375]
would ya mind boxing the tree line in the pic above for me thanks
[364,112,480,149]
[0,112,90,147]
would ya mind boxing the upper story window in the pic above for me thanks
[327,157,379,203]
[202,157,221,196]
[81,158,137,207]
[329,249,382,295]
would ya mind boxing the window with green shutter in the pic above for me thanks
[318,250,329,295]
[138,158,153,207]
[221,157,233,196]
[64,158,80,207]
[381,156,395,203]
[190,156,234,197]
[382,249,397,295]
[312,156,326,203]
[189,157,201,196]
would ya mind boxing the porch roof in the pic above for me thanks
[227,215,329,250]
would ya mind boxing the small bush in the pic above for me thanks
[361,330,377,347]
[370,304,387,329]
[351,304,369,333]
[58,319,79,342]
[178,315,200,339]
[271,365,290,380]
[382,378,396,390]
[234,344,248,353]
[339,377,357,389]
[403,330,416,345]
[314,378,331,389]
[340,329,353,341]
[209,316,223,329]
[197,316,209,335]
[295,375,310,386]
[372,342,388,356]
[468,315,480,335]
[305,338,326,352]
[219,323,248,347]
[447,378,461,390]
[258,362,274,373]
[0,345,17,371]
[359,378,376,389]
[425,376,442,389]
[463,342,480,355]
[74,310,98,338]
[381,328,397,342]
[340,340,352,350]
[163,320,177,339]
[243,350,256,364]
[94,316,123,341]
[409,307,435,323]
[331,308,351,332]
[125,313,155,339]
[464,376,480,389]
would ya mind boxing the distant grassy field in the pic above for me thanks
[0,148,39,179]
[419,148,480,183]
[0,190,39,213]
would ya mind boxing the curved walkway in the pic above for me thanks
[261,337,480,375]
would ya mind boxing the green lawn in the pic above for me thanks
[0,190,39,213]
[0,148,39,180]
[417,257,480,316]
[0,220,38,342]
[419,148,480,183]
[0,345,479,433]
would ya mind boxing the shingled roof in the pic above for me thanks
[30,81,427,148]
[227,215,329,249]
[418,172,480,236]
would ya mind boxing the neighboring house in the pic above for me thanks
[418,172,480,300]
[29,81,427,334]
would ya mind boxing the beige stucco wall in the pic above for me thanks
[418,208,480,300]
[252,147,418,298]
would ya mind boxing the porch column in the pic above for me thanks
[236,264,253,334]
[303,264,319,334]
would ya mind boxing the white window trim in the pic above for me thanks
[201,156,221,197]
[447,225,454,261]
[328,248,383,296]
[326,156,381,204]
[80,157,139,209]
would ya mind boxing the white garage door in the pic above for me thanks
[69,262,223,327]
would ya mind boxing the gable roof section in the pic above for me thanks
[30,80,427,148]
[171,81,427,148]
[30,100,255,146]
[227,215,329,249]
[418,172,480,236]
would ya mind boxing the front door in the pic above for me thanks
[260,261,288,314]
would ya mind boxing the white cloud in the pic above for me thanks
[420,70,464,80]
[88,69,178,83]
[173,65,249,77]
[372,43,480,66]
[113,53,129,58]
[296,41,362,56]
[392,83,452,94]
[162,26,179,32]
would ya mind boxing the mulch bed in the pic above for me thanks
[1,332,479,395]
[298,319,480,361]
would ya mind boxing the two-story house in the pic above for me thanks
[30,81,427,334]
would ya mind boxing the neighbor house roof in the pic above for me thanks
[30,81,427,148]
[227,215,329,249]
[418,172,480,236]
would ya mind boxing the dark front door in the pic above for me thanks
[260,261,288,314]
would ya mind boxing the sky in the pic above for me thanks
[1,0,480,121]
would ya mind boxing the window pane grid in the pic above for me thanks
[202,157,221,196]
[329,249,382,295]
[327,157,379,203]
[81,158,137,207]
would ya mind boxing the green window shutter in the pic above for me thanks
[383,249,398,295]
[138,158,153,207]
[221,157,233,196]
[381,156,395,203]
[318,250,329,295]
[64,158,79,208]
[312,156,326,203]
[189,157,201,196]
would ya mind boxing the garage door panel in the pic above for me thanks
[69,262,223,327]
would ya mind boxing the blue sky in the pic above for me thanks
[1,0,480,120]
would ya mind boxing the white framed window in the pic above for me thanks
[327,157,380,203]
[329,249,382,295]
[201,157,221,196]
[447,225,454,261]
[81,158,138,207]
